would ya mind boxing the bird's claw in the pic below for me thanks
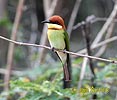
[51,47,56,52]
[63,49,66,54]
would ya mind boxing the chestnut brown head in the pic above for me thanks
[42,15,66,29]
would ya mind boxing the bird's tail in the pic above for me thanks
[63,54,71,88]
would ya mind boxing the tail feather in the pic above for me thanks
[55,51,71,88]
[63,54,71,88]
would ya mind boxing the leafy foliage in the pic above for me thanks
[0,59,116,100]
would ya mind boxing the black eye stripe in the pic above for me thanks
[50,21,61,25]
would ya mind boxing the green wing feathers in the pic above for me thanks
[63,31,70,50]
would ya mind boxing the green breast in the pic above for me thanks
[47,30,65,49]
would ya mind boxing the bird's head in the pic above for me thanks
[41,15,66,30]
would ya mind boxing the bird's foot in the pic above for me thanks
[63,49,66,54]
[51,47,65,53]
[51,47,56,52]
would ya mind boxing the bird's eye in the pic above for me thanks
[53,21,60,25]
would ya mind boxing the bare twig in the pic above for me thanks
[0,35,117,64]
[80,19,97,99]
[92,1,117,46]
[67,0,82,36]
[73,16,117,30]
[38,0,58,64]
[78,57,88,89]
[95,22,115,57]
[81,19,95,76]
[0,68,23,76]
[0,35,50,49]
[49,0,58,16]
[73,2,117,56]
[72,14,117,55]
[73,15,96,30]
[43,0,50,17]
[4,0,24,91]
[76,36,117,54]
[91,17,117,23]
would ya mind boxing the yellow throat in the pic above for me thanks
[47,23,62,30]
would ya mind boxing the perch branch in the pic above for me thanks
[0,35,117,64]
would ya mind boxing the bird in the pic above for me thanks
[41,15,71,88]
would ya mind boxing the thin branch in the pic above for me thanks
[92,1,117,46]
[81,19,95,77]
[43,0,50,17]
[72,14,117,56]
[49,0,58,16]
[92,17,117,23]
[64,50,116,64]
[73,3,117,56]
[67,0,82,36]
[80,20,97,99]
[39,0,59,64]
[78,57,88,89]
[0,35,50,49]
[73,16,117,30]
[77,36,117,54]
[4,0,24,91]
[95,22,115,57]
[0,35,117,64]
[0,68,23,76]
[73,15,96,30]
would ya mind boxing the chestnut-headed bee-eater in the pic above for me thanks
[42,15,71,88]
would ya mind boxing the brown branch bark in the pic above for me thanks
[81,20,95,77]
[0,35,117,64]
[0,36,117,64]
[4,0,25,91]
[80,19,97,99]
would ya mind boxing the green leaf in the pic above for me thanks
[97,62,106,67]
[105,71,116,77]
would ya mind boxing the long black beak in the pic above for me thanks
[41,19,50,23]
